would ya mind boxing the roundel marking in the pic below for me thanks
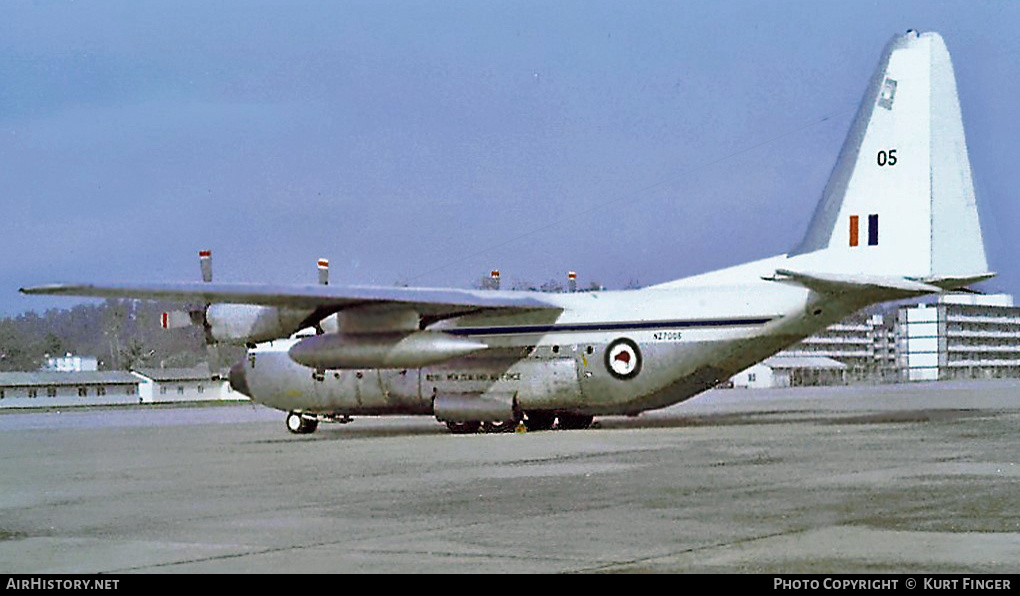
[605,338,642,380]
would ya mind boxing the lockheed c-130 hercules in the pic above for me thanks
[23,31,993,435]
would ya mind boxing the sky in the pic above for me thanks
[2,1,1018,316]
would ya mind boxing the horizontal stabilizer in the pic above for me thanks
[771,268,943,298]
[914,272,996,291]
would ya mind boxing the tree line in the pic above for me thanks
[0,300,209,372]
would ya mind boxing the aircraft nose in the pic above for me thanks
[228,361,252,398]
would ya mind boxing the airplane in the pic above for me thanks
[22,30,993,435]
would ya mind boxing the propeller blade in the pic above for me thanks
[318,258,329,286]
[199,250,213,283]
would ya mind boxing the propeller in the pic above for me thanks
[160,250,214,333]
[314,258,330,380]
[314,258,329,336]
[195,250,222,372]
[160,252,336,374]
[155,251,221,371]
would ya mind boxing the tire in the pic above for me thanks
[445,420,482,434]
[557,413,594,430]
[286,411,319,434]
[481,420,516,434]
[523,411,556,432]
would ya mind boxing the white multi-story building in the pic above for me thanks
[730,293,1020,387]
[773,312,898,382]
[897,294,1020,381]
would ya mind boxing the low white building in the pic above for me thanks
[0,371,141,407]
[0,365,244,408]
[131,365,241,403]
[731,362,779,389]
[731,356,847,389]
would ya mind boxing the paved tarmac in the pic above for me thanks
[1,380,1018,574]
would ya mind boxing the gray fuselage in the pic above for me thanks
[234,278,861,421]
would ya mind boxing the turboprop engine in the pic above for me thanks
[287,331,488,369]
[206,304,313,345]
[162,303,317,345]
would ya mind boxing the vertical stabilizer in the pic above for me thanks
[789,31,988,280]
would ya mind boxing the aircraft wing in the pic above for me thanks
[19,282,562,317]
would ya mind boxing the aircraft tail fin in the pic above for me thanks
[788,30,990,282]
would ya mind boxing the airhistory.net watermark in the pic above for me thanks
[6,578,119,590]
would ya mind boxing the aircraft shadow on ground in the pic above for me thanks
[248,408,984,444]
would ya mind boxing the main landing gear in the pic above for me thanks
[444,419,517,434]
[445,420,482,434]
[525,411,593,431]
[556,412,595,430]
[444,411,595,434]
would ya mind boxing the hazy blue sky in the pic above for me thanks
[3,1,1018,315]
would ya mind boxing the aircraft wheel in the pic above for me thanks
[481,420,516,434]
[557,413,594,430]
[523,411,556,432]
[445,420,482,434]
[286,411,319,434]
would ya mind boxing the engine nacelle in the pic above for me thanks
[287,331,487,369]
[206,304,312,344]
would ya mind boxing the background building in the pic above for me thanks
[731,356,847,389]
[131,365,241,403]
[0,371,140,407]
[767,312,898,384]
[897,294,1020,381]
[731,293,1020,387]
[0,365,243,408]
[42,354,99,372]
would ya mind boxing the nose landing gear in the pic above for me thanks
[286,411,319,434]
